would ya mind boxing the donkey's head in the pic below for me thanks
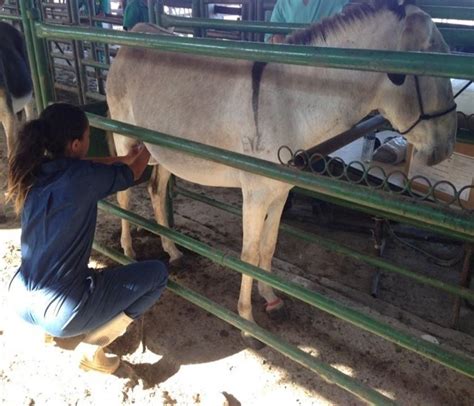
[377,6,456,166]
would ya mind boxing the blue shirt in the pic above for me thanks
[265,0,349,41]
[16,158,134,290]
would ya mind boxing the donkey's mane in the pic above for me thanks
[286,0,414,45]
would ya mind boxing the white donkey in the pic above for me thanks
[0,21,34,156]
[107,0,457,347]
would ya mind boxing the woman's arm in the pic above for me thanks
[86,143,151,180]
[86,143,144,165]
[85,155,130,165]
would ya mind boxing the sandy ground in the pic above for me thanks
[1,124,474,406]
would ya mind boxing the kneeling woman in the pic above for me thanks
[7,103,168,374]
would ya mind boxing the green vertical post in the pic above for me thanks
[191,0,202,37]
[156,0,163,27]
[28,7,54,109]
[69,0,88,104]
[147,0,156,24]
[166,174,175,228]
[18,0,43,112]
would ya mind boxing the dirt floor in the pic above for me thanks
[1,124,474,406]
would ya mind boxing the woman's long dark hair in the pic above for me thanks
[7,103,89,214]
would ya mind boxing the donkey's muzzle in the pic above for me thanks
[426,141,454,166]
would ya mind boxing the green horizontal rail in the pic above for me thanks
[0,13,21,21]
[81,58,110,70]
[97,200,474,379]
[457,129,474,145]
[86,114,474,242]
[293,187,473,238]
[161,14,306,33]
[92,242,395,405]
[161,14,474,48]
[35,22,474,80]
[423,6,474,21]
[417,0,474,6]
[174,185,474,302]
[440,28,474,49]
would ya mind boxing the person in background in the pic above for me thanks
[7,103,168,374]
[265,0,350,43]
[123,0,148,30]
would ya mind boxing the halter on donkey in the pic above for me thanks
[0,22,34,157]
[107,0,457,348]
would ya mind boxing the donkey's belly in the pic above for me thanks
[12,91,32,114]
[147,144,242,188]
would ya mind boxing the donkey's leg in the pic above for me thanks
[116,188,136,258]
[239,186,272,349]
[0,89,17,157]
[24,97,35,121]
[258,190,290,320]
[147,165,183,263]
[113,133,137,258]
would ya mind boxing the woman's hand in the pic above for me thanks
[87,143,150,180]
[126,143,151,181]
[124,143,145,166]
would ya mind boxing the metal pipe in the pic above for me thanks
[86,114,474,242]
[416,0,474,6]
[451,244,473,329]
[370,218,386,298]
[0,13,22,21]
[68,0,87,105]
[92,241,396,405]
[422,6,474,21]
[173,185,474,302]
[34,23,474,80]
[293,187,472,241]
[97,200,474,378]
[158,15,474,48]
[441,28,474,49]
[293,115,388,167]
[147,0,156,24]
[18,0,44,111]
[87,0,105,95]
[191,0,202,37]
[28,7,54,108]
[81,58,110,70]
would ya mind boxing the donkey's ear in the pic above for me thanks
[387,73,406,86]
[399,11,433,51]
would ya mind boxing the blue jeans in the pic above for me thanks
[9,260,168,337]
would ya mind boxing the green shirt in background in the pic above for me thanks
[123,0,148,30]
[265,0,350,41]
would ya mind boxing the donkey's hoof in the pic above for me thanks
[124,247,136,259]
[241,332,265,350]
[168,253,184,270]
[265,298,288,322]
[266,305,289,322]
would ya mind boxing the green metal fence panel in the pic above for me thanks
[173,185,474,302]
[20,4,474,400]
[158,15,474,49]
[87,114,474,242]
[97,200,474,379]
[92,241,397,405]
[34,23,474,80]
